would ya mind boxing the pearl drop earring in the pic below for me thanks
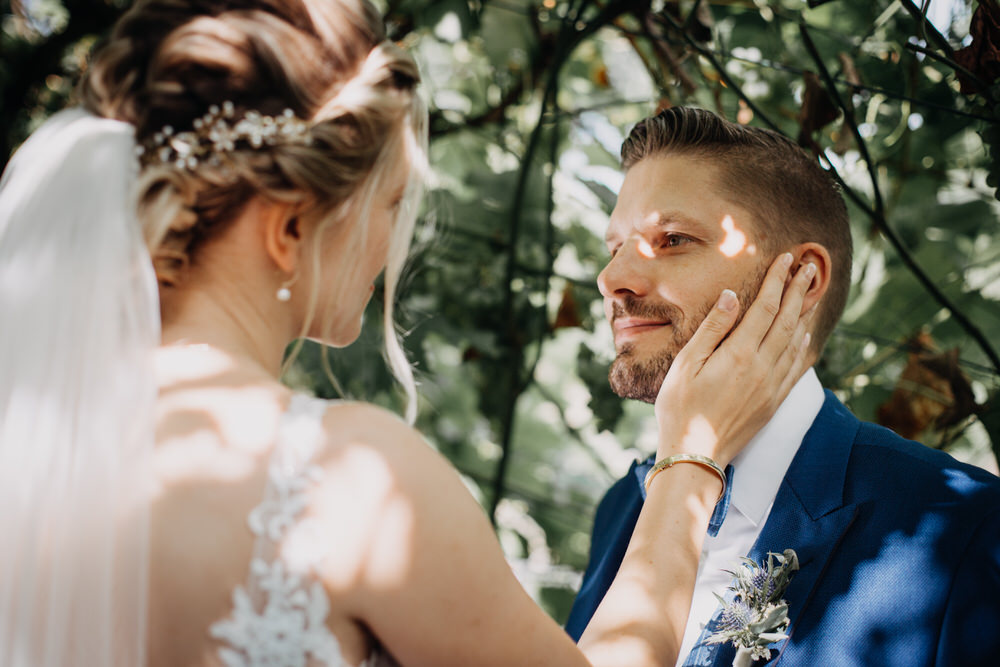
[276,273,296,302]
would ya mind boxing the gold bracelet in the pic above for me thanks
[643,453,727,501]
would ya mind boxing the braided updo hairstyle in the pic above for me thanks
[81,0,427,418]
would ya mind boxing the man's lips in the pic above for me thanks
[613,317,671,337]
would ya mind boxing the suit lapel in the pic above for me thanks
[709,391,863,667]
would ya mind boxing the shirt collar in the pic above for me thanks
[727,368,825,527]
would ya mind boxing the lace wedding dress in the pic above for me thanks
[209,394,399,667]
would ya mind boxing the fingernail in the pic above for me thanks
[718,289,738,312]
[802,332,812,349]
[781,252,794,267]
[804,263,817,278]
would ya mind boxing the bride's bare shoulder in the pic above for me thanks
[318,400,423,449]
[303,400,584,667]
[312,400,465,507]
[308,400,488,599]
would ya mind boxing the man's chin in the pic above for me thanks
[608,354,671,404]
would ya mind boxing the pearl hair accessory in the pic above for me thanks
[135,101,312,170]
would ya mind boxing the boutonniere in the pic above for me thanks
[706,549,800,666]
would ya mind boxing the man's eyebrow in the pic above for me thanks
[605,210,707,244]
[648,210,707,230]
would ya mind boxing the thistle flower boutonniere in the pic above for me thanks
[706,549,800,667]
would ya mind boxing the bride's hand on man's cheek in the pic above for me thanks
[654,252,818,467]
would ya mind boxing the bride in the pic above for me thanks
[0,1,814,665]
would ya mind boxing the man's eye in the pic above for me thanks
[664,234,691,248]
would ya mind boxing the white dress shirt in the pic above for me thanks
[674,368,825,666]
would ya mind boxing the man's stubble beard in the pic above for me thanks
[608,267,768,404]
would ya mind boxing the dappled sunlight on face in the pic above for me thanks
[718,214,756,258]
[637,237,656,258]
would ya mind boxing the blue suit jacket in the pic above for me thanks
[566,391,1000,666]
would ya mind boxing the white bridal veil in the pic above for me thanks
[0,109,159,666]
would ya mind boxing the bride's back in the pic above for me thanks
[148,357,376,665]
[149,355,279,665]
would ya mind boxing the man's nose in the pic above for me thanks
[597,238,654,299]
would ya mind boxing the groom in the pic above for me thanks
[565,107,1000,666]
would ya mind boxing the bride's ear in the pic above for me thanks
[260,199,302,274]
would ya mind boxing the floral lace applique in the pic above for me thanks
[210,394,365,667]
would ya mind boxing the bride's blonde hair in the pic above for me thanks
[81,0,426,420]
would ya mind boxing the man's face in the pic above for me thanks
[599,153,769,403]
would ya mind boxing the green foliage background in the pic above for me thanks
[4,0,1000,622]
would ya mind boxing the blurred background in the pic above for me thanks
[4,0,1000,623]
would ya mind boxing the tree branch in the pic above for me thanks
[898,0,956,58]
[820,148,1000,376]
[640,12,698,95]
[613,18,672,95]
[799,23,1000,375]
[518,109,563,397]
[903,41,995,102]
[428,75,529,137]
[799,23,886,217]
[430,8,560,139]
[489,20,568,526]
[651,10,782,132]
[533,381,615,481]
[489,0,647,523]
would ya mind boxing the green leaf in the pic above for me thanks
[748,604,789,635]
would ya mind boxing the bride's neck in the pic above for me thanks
[159,284,294,381]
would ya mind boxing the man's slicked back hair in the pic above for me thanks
[621,106,852,354]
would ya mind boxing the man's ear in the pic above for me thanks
[260,199,302,274]
[791,242,831,316]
